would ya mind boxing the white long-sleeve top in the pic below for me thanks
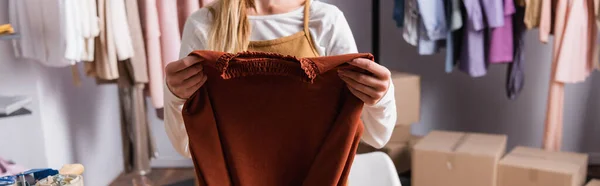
[164,1,397,158]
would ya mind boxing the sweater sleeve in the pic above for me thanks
[164,12,208,158]
[317,8,397,149]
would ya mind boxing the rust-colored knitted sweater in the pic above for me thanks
[182,50,374,186]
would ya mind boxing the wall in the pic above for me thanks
[0,1,124,185]
[378,0,600,156]
[0,47,48,169]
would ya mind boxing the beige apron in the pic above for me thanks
[247,0,319,58]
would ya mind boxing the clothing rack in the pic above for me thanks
[372,0,380,63]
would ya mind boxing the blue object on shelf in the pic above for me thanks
[19,168,59,180]
[0,176,15,185]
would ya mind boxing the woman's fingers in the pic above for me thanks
[346,84,377,105]
[165,55,202,73]
[174,74,206,98]
[339,75,379,98]
[347,58,391,79]
[178,63,204,82]
[165,56,207,99]
[184,74,207,89]
[338,69,387,91]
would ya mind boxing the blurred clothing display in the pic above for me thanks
[391,0,600,151]
[137,0,165,109]
[8,0,73,67]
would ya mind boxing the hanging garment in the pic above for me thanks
[183,51,369,186]
[177,0,201,34]
[125,0,150,83]
[64,0,85,62]
[403,0,419,46]
[416,0,446,55]
[506,6,527,100]
[119,0,157,173]
[542,0,596,151]
[8,0,72,67]
[539,0,554,43]
[138,0,165,109]
[523,0,543,29]
[459,0,504,77]
[64,0,99,62]
[594,0,600,70]
[445,0,463,73]
[393,0,405,27]
[489,0,516,63]
[85,0,119,80]
[81,0,100,62]
[157,0,182,70]
[117,62,156,175]
[110,0,134,61]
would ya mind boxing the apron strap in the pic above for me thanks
[303,0,312,32]
[303,0,320,56]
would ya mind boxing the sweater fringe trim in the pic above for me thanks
[215,51,320,83]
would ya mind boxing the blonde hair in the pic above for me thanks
[207,0,255,53]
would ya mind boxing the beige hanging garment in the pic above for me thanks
[117,0,157,175]
[85,0,119,80]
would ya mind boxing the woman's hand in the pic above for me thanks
[165,56,207,99]
[338,58,392,105]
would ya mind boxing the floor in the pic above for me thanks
[110,166,600,186]
[109,168,195,186]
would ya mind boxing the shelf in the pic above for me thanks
[0,95,32,117]
[0,108,31,118]
[0,33,20,41]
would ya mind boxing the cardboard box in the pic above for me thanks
[587,179,600,186]
[408,135,423,149]
[412,131,507,186]
[498,146,588,186]
[389,125,412,143]
[391,72,420,125]
[392,135,423,173]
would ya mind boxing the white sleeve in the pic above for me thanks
[164,13,208,159]
[318,8,397,149]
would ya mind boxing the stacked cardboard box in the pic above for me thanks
[355,72,420,174]
[587,179,600,186]
[498,146,588,186]
[412,131,507,186]
[391,72,420,125]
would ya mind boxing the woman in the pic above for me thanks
[163,0,397,158]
